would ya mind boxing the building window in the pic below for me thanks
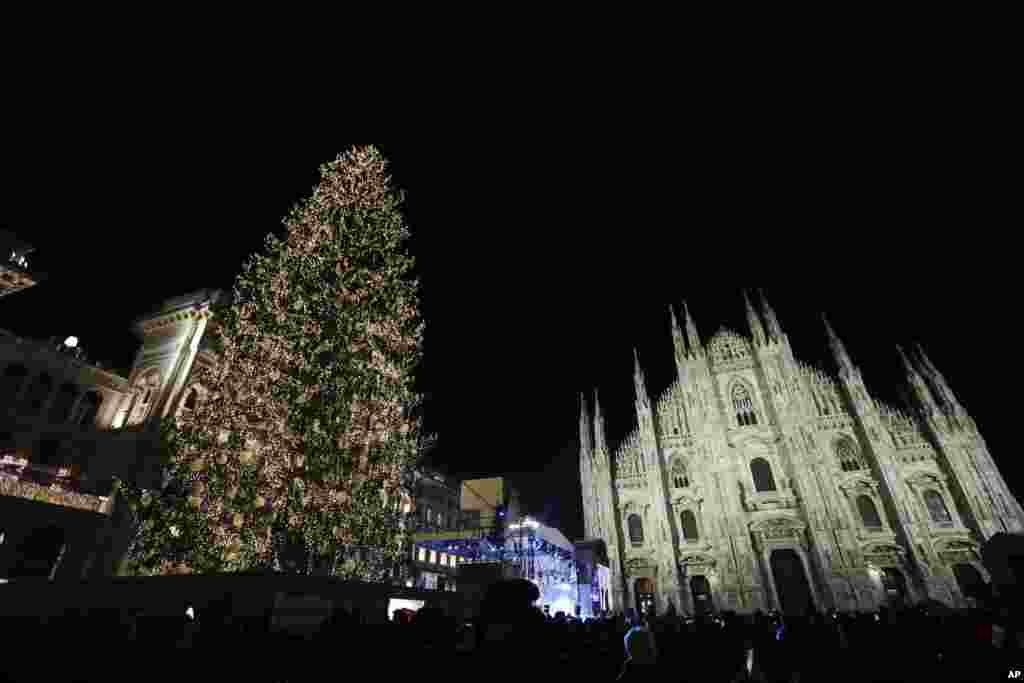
[429,550,437,564]
[130,374,160,424]
[627,514,644,546]
[450,556,457,568]
[417,547,426,562]
[857,495,883,529]
[836,438,865,472]
[750,457,776,492]
[672,459,690,489]
[732,383,758,426]
[924,489,952,523]
[681,510,699,541]
[440,553,447,566]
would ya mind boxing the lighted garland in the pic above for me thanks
[116,146,428,579]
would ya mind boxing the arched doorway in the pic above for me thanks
[634,578,655,617]
[880,567,908,607]
[769,549,815,616]
[690,575,712,615]
[952,563,987,603]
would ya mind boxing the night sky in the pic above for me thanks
[1,114,1017,542]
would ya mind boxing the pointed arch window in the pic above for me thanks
[681,510,699,541]
[750,457,776,492]
[627,514,644,546]
[924,489,952,523]
[732,383,758,426]
[672,459,690,488]
[857,495,883,529]
[836,438,866,472]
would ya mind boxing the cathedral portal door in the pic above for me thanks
[635,578,655,617]
[690,575,712,615]
[881,568,908,607]
[769,549,815,616]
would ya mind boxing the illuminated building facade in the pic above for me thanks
[580,292,1024,616]
[0,238,161,581]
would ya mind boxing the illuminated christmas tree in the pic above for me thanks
[117,146,427,579]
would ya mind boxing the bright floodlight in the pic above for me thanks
[64,336,79,348]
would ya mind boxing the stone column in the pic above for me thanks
[796,545,824,612]
[678,565,694,615]
[760,547,781,611]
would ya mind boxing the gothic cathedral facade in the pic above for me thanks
[579,291,1024,617]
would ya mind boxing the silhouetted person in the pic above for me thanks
[473,579,550,673]
[616,621,659,681]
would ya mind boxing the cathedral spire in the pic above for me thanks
[914,343,963,412]
[759,289,784,342]
[896,344,920,377]
[669,304,687,368]
[579,392,593,457]
[823,314,855,378]
[633,348,649,409]
[744,289,767,347]
[682,301,702,358]
[897,344,938,416]
[593,388,608,455]
[913,343,936,373]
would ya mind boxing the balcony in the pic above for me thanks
[0,455,109,514]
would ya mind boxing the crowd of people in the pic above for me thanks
[2,578,1020,681]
